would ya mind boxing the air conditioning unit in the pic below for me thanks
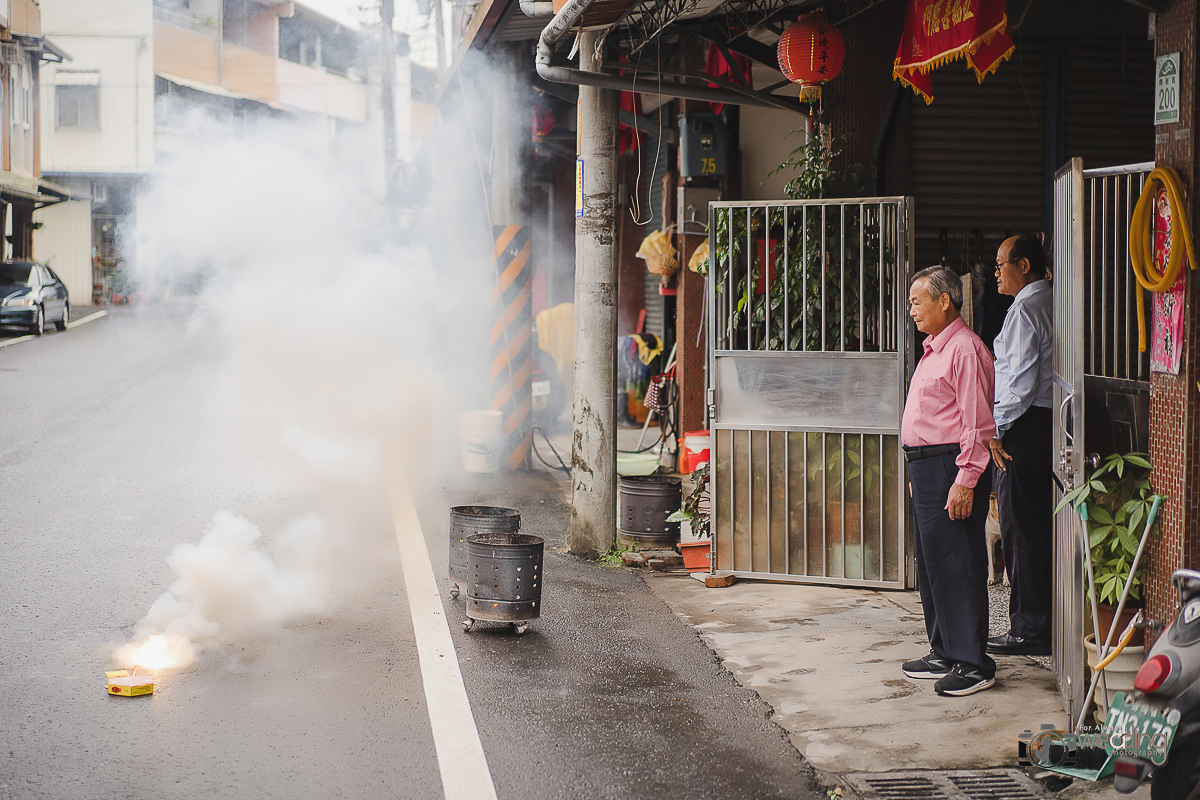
[92,183,107,204]
[0,42,23,65]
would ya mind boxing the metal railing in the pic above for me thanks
[1082,162,1154,382]
[710,199,903,354]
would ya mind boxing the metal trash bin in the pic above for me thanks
[462,531,544,635]
[448,506,521,600]
[619,475,683,544]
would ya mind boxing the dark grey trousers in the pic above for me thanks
[995,406,1054,640]
[910,452,995,676]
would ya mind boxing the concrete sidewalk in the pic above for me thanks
[645,574,1147,798]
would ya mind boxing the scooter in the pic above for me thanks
[1111,568,1200,799]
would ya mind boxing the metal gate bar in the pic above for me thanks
[1082,163,1153,381]
[708,197,912,588]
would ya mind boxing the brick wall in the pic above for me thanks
[1148,3,1198,635]
[824,2,908,188]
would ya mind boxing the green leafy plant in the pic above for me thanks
[712,127,891,354]
[597,544,636,567]
[807,435,883,500]
[667,461,711,538]
[1054,452,1161,606]
[765,130,864,201]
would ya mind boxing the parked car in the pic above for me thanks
[0,261,69,336]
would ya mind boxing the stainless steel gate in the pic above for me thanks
[1052,158,1087,723]
[707,197,914,588]
[1051,159,1154,722]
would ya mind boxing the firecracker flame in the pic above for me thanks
[115,633,195,671]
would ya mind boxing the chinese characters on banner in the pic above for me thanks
[892,0,1015,104]
[1151,185,1185,374]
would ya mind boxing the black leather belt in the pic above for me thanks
[902,443,960,462]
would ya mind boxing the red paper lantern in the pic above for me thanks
[777,13,845,103]
[532,106,555,142]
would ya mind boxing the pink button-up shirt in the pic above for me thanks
[901,317,996,488]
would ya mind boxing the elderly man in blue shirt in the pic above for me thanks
[986,234,1055,657]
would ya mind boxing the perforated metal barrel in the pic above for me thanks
[465,532,544,622]
[449,506,521,584]
[619,475,683,542]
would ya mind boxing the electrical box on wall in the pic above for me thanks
[680,113,727,178]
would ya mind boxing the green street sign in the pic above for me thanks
[1156,53,1180,126]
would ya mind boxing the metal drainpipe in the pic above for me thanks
[569,27,618,558]
[519,0,555,17]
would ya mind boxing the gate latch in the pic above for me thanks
[1058,447,1075,489]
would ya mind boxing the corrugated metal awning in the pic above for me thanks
[0,172,72,206]
[156,71,290,112]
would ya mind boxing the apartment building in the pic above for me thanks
[36,0,378,304]
[0,1,71,272]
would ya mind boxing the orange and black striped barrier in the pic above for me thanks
[489,224,532,470]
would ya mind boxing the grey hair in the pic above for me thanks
[911,266,964,310]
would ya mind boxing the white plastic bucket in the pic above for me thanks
[461,410,504,473]
[684,430,712,472]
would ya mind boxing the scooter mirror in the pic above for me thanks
[1171,568,1200,602]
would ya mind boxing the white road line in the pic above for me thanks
[0,310,109,349]
[66,309,109,329]
[389,473,499,800]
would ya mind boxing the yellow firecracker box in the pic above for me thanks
[106,670,153,697]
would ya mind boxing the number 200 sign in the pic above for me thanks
[1156,52,1180,126]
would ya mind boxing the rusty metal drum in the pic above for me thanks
[449,506,521,600]
[463,531,544,633]
[619,475,683,543]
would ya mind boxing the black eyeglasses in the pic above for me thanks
[994,258,1019,272]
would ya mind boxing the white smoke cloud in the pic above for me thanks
[115,512,338,669]
[113,110,494,669]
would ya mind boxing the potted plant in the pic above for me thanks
[668,462,711,571]
[1055,451,1160,641]
[1055,452,1160,721]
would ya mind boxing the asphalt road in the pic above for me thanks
[0,306,820,800]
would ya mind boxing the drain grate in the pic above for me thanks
[844,770,1047,800]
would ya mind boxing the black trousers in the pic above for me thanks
[910,452,995,676]
[995,406,1054,640]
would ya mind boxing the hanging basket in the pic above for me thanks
[644,254,679,276]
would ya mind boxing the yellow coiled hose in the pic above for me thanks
[1129,166,1197,352]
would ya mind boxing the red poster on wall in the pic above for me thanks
[1151,185,1185,375]
[892,0,1015,104]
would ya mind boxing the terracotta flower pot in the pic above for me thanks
[1096,603,1145,648]
[679,540,711,571]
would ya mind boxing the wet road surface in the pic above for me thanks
[0,305,820,800]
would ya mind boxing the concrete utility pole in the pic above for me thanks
[433,0,447,76]
[491,44,528,224]
[380,0,397,204]
[570,30,618,558]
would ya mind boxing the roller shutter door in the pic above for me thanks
[910,42,1047,272]
[1065,38,1153,169]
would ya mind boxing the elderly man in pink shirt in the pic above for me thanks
[899,265,998,697]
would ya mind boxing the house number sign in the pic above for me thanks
[1156,52,1180,126]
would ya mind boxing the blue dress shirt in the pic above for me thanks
[993,279,1054,437]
